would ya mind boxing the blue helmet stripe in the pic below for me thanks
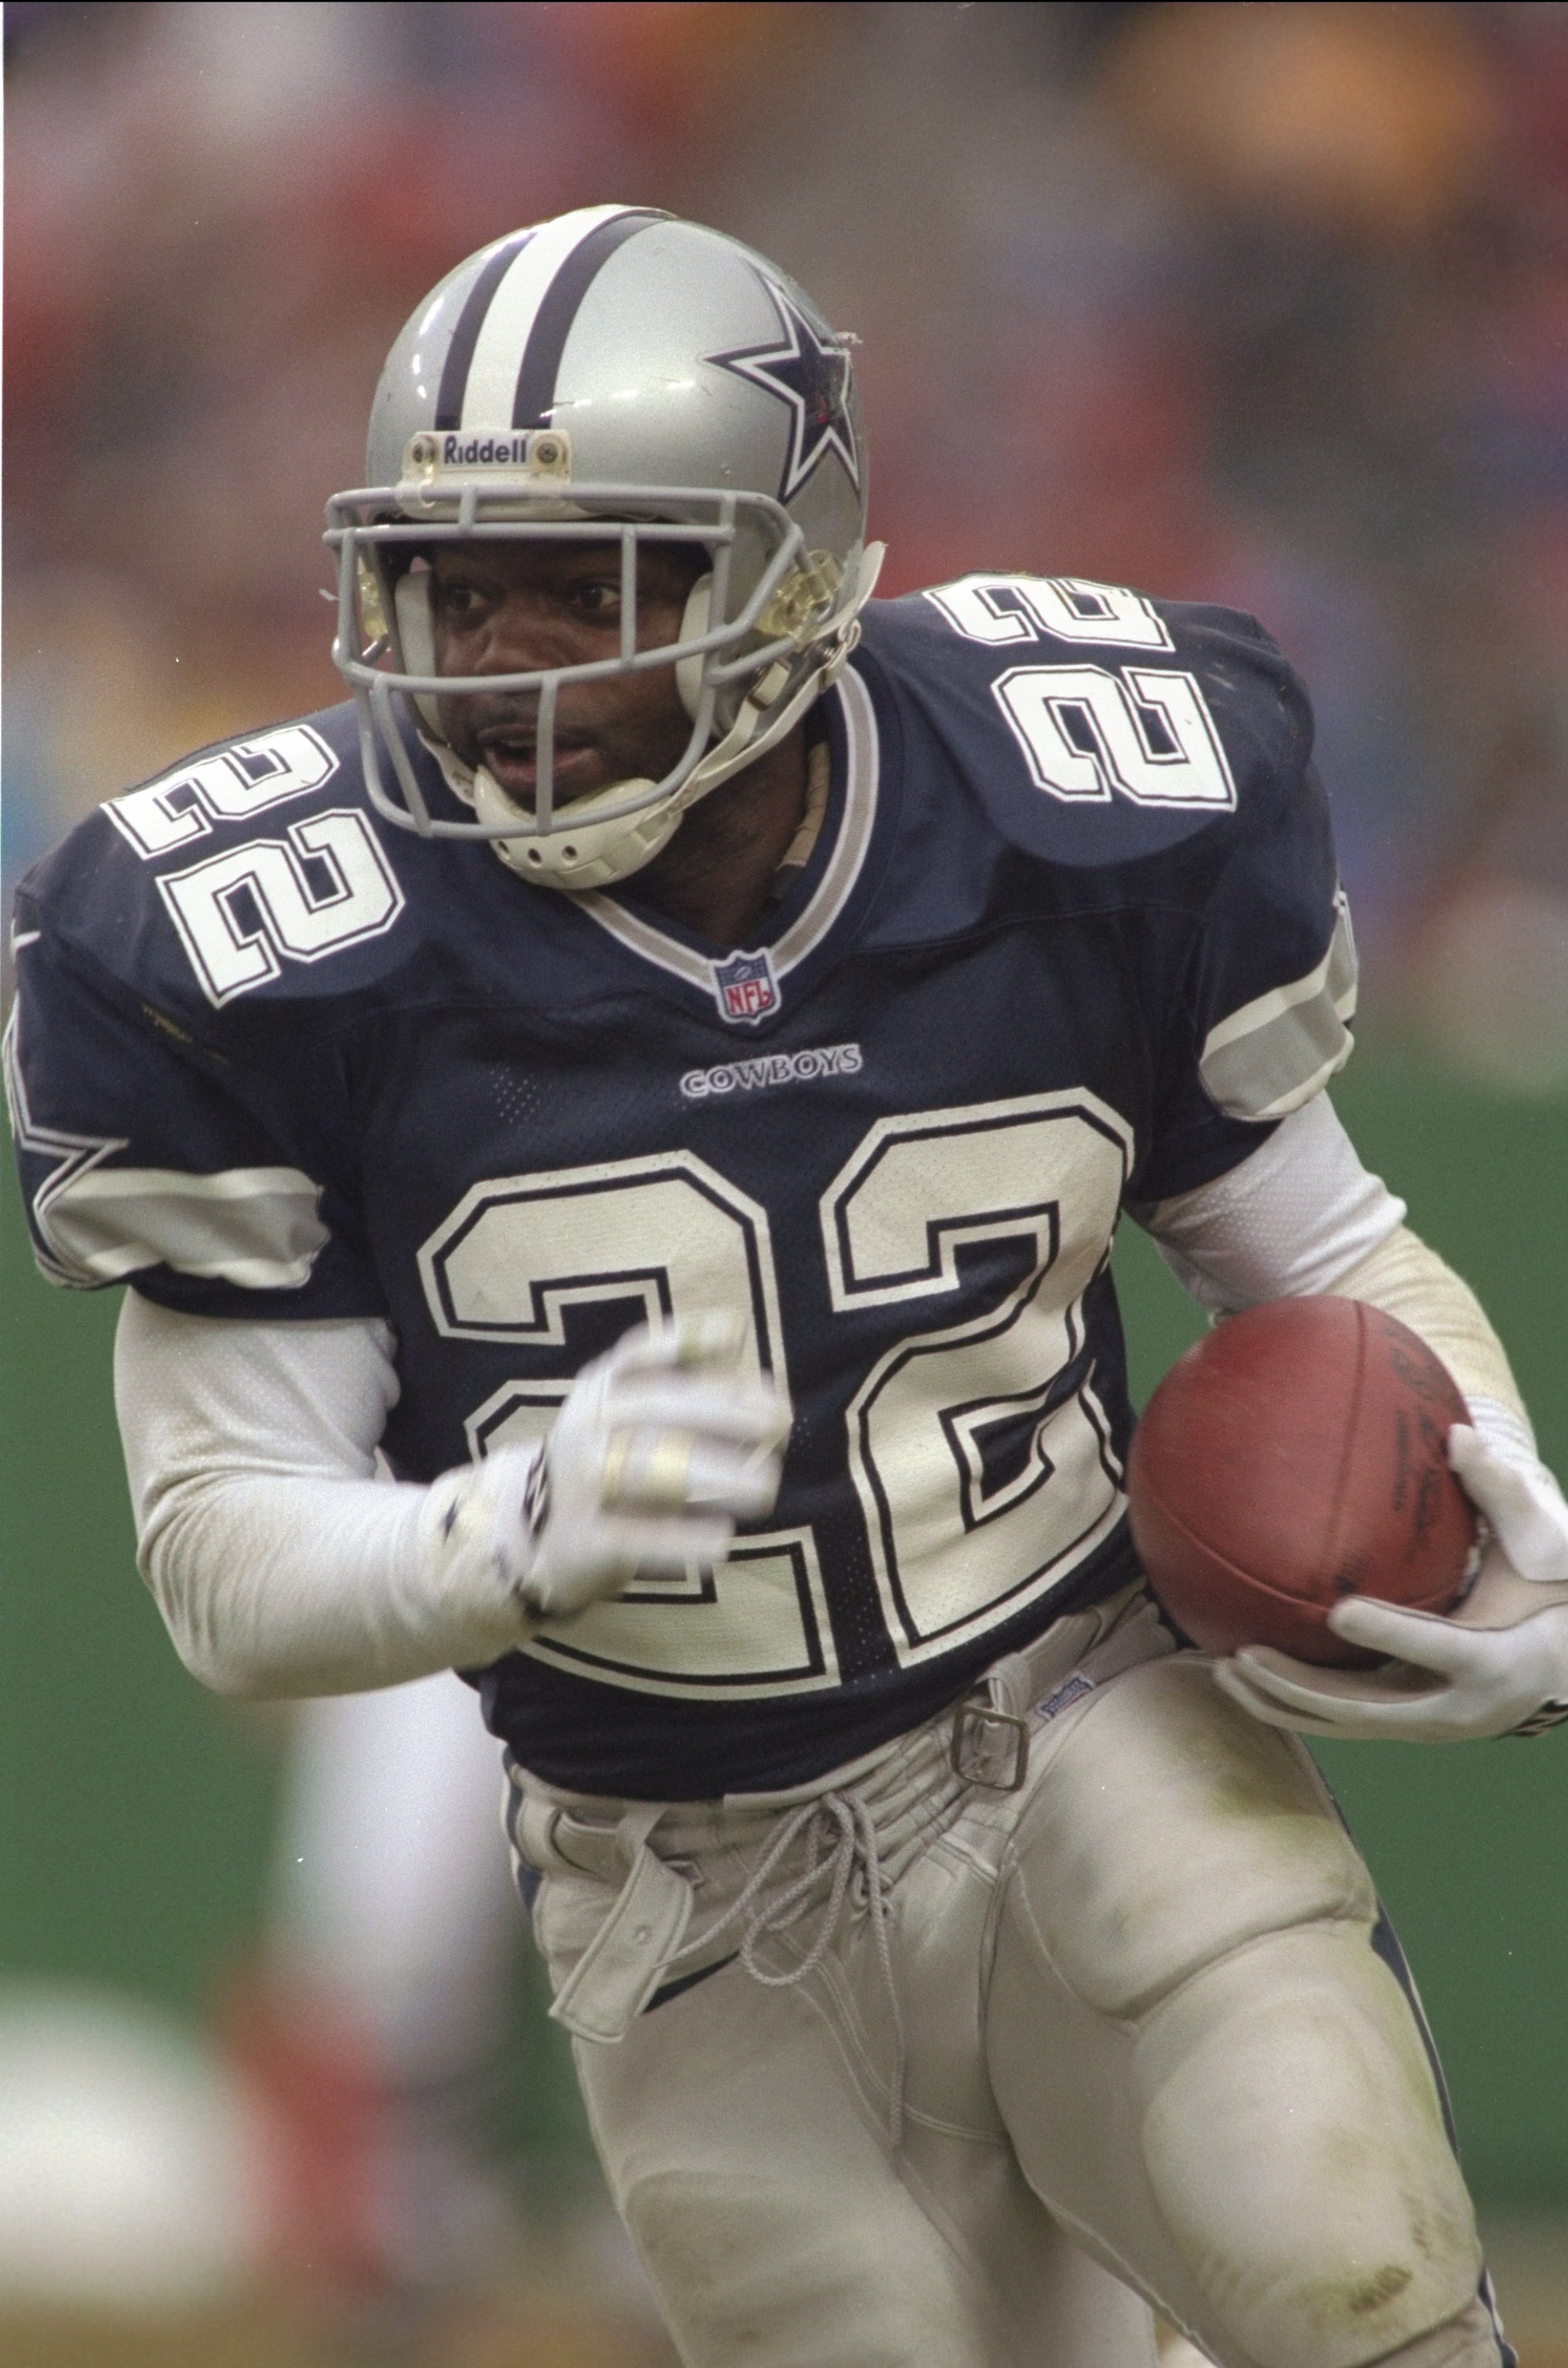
[510,209,667,430]
[434,231,533,432]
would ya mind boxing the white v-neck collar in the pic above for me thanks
[574,668,880,1010]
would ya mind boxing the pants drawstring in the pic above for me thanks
[666,1789,907,2146]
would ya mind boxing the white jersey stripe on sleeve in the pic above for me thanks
[1199,893,1358,1122]
[42,1164,328,1289]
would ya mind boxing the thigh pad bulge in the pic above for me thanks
[1005,1657,1376,2020]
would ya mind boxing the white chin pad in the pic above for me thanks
[675,574,713,722]
[392,570,442,732]
[473,764,681,893]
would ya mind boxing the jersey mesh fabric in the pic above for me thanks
[108,1106,1496,1710]
[15,592,1398,1790]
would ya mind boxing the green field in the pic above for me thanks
[3,1045,1566,2204]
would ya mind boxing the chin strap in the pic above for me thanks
[474,764,675,891]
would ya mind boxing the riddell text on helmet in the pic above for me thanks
[439,433,537,467]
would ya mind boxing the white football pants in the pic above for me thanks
[507,1593,1503,2368]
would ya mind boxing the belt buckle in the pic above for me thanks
[951,1700,1029,1793]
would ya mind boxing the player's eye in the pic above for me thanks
[436,577,491,617]
[568,579,621,618]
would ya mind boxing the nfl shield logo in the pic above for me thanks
[711,947,780,1024]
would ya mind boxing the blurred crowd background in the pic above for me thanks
[10,0,1568,1078]
[5,6,1568,2365]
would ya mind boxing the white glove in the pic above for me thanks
[423,1313,788,1626]
[1213,1424,1568,1743]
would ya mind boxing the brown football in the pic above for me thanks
[1126,1297,1476,1663]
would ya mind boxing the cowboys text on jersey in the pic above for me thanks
[10,579,1354,1797]
[18,204,1545,2368]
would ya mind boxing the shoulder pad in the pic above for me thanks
[858,578,1312,873]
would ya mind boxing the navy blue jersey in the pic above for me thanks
[8,577,1356,1796]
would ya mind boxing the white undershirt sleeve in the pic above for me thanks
[114,1293,530,1697]
[1129,1092,1407,1311]
[1132,1092,1529,1438]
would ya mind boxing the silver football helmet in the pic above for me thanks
[325,204,880,891]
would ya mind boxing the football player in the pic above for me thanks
[11,206,1568,2368]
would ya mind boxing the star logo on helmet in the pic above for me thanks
[707,281,860,503]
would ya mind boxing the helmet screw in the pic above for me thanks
[527,431,570,478]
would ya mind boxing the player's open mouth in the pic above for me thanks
[477,730,597,804]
